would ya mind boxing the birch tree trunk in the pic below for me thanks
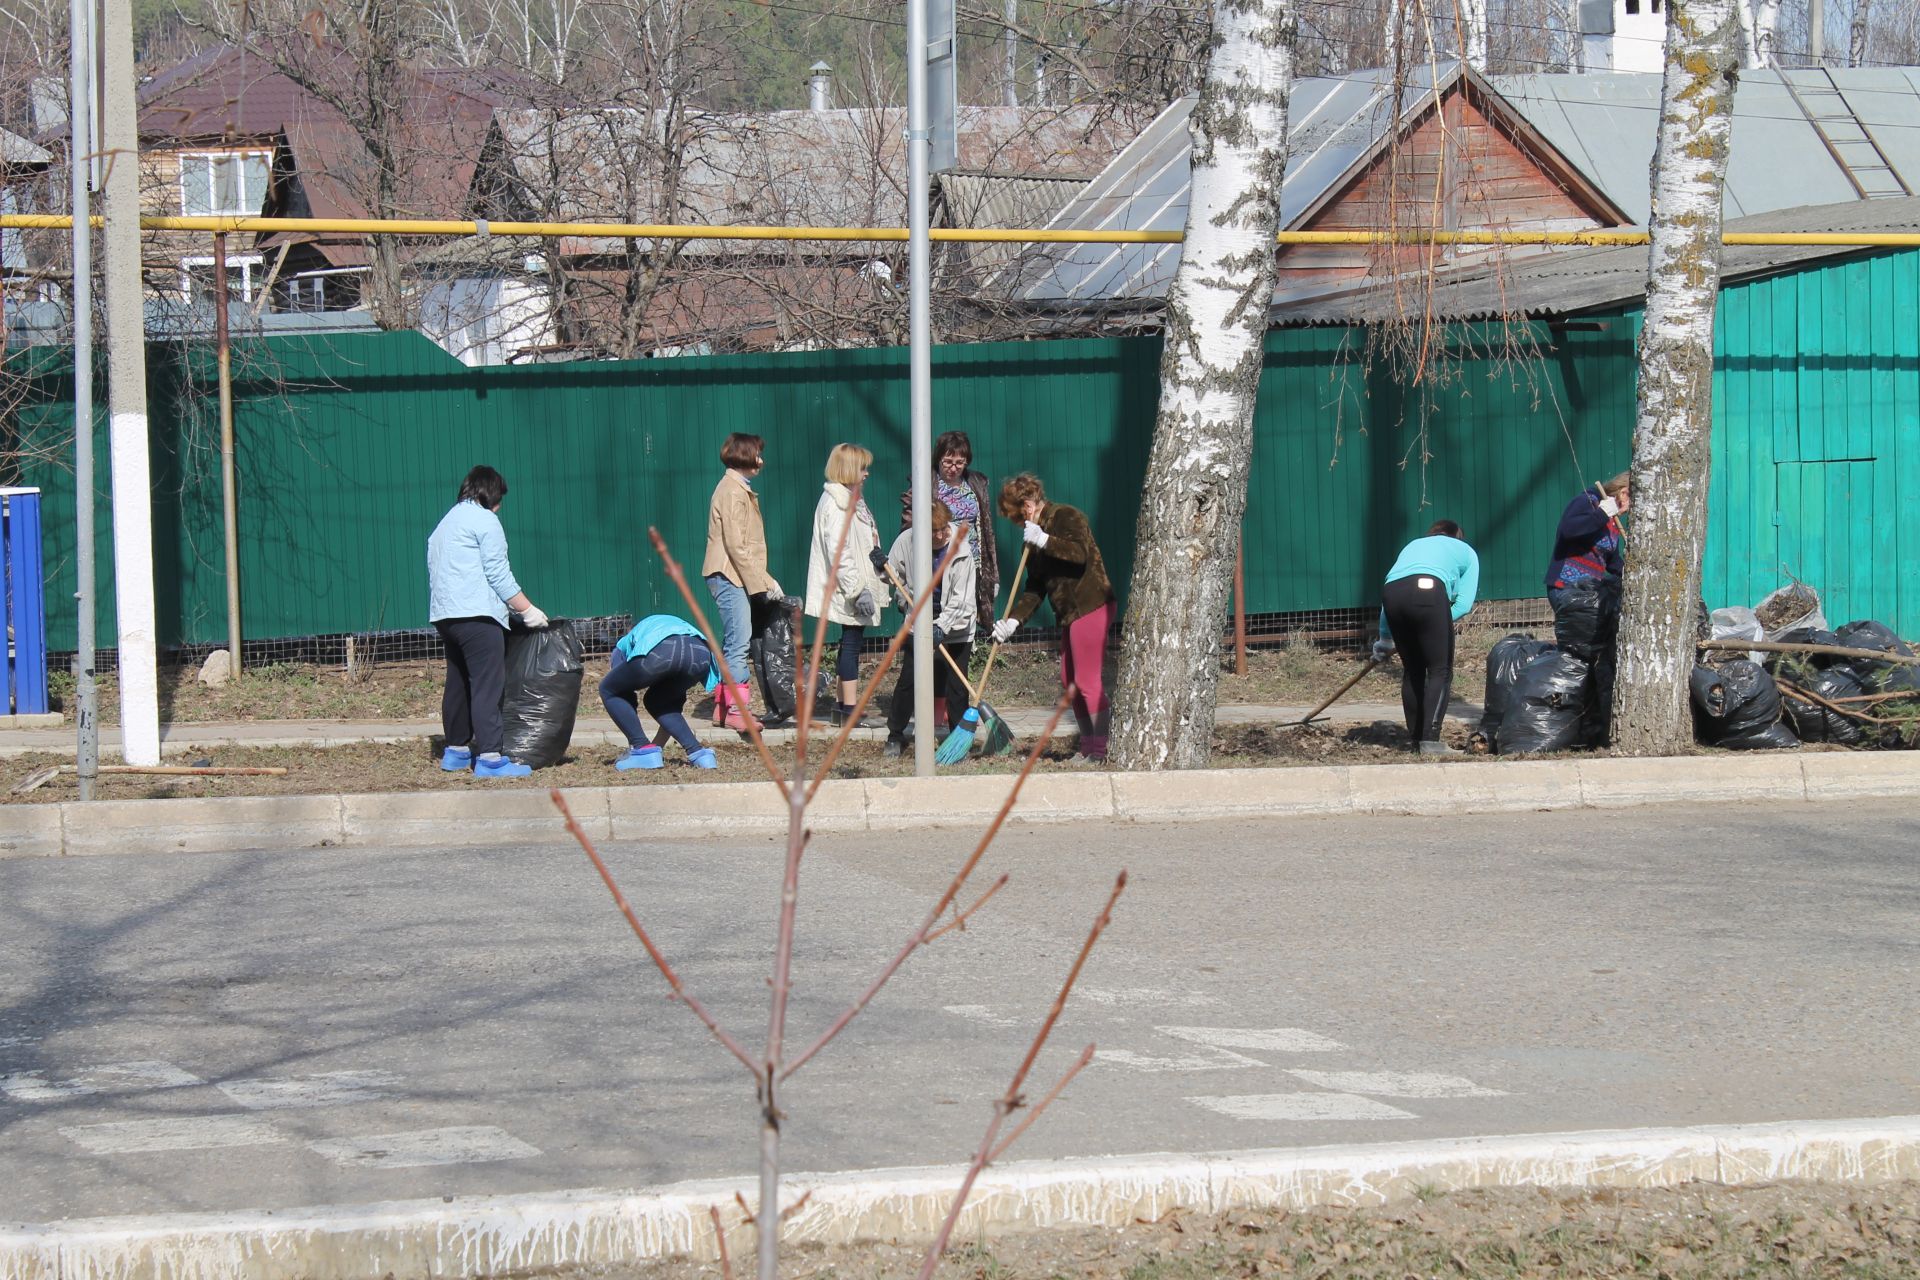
[1752,0,1783,64]
[1460,0,1490,69]
[1109,0,1294,771]
[1611,0,1742,757]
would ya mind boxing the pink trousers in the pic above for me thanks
[1061,602,1114,755]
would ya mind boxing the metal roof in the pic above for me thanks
[1267,194,1920,325]
[1488,68,1920,223]
[1,126,50,167]
[1012,64,1457,303]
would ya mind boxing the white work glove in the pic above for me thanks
[520,604,549,629]
[855,588,875,619]
[1370,637,1395,663]
[1598,496,1621,519]
[766,577,782,599]
[992,617,1020,644]
[1022,520,1050,550]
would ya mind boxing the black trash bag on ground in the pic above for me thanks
[1782,664,1870,746]
[501,620,583,768]
[1551,578,1621,660]
[749,594,835,722]
[1498,651,1592,755]
[1474,634,1556,752]
[1690,660,1799,750]
[1834,619,1920,694]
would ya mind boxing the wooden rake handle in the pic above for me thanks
[974,544,1031,708]
[1281,657,1384,729]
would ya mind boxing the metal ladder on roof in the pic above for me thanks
[1779,66,1912,199]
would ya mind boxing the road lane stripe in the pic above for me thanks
[59,1115,287,1155]
[216,1071,401,1110]
[1285,1070,1507,1098]
[308,1126,540,1169]
[1187,1093,1419,1121]
[1158,1027,1348,1053]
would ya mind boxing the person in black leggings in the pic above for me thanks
[600,617,722,770]
[1373,520,1481,756]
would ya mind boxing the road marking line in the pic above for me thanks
[1157,1026,1348,1053]
[1187,1092,1419,1121]
[59,1115,288,1155]
[216,1071,401,1110]
[943,1005,1023,1027]
[308,1126,541,1169]
[3,1060,204,1102]
[1076,987,1219,1007]
[1285,1069,1507,1098]
[1096,1045,1266,1072]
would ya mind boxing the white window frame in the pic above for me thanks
[177,149,274,217]
[181,253,265,304]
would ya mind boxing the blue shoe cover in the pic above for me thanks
[688,747,719,770]
[474,754,532,779]
[440,746,473,772]
[617,745,664,771]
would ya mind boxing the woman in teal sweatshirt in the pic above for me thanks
[1372,520,1480,755]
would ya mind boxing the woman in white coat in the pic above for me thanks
[805,442,888,726]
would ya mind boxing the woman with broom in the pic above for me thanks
[991,473,1115,763]
[1371,519,1480,756]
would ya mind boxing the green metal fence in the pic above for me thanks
[11,246,1916,653]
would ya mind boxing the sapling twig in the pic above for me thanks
[709,1205,733,1280]
[987,1043,1095,1162]
[648,526,788,795]
[551,790,759,1076]
[915,871,1129,1280]
[781,691,1071,1081]
[924,875,1009,943]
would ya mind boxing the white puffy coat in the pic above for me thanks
[805,483,887,626]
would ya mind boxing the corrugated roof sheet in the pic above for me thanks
[1014,65,1455,303]
[1268,194,1920,324]
[1488,68,1920,222]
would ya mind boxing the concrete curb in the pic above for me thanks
[3,1115,1915,1280]
[3,749,1917,858]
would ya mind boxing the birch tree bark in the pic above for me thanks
[1752,0,1783,64]
[1611,0,1742,756]
[1109,0,1294,771]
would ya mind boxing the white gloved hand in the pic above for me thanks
[766,577,782,599]
[1370,637,1395,663]
[1022,520,1050,549]
[855,588,876,619]
[992,617,1020,643]
[521,605,549,629]
[1598,496,1621,519]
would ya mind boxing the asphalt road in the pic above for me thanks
[2,799,1916,1224]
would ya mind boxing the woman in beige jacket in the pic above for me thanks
[804,442,888,726]
[703,432,780,730]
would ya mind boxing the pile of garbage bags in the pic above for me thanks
[1476,583,1917,756]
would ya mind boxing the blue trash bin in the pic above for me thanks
[2,486,48,716]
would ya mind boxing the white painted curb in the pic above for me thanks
[2,1116,1915,1280]
[3,751,1917,859]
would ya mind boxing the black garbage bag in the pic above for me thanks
[501,620,584,768]
[1551,578,1621,660]
[1834,619,1920,694]
[1690,659,1799,750]
[1782,664,1870,746]
[1474,634,1556,752]
[1498,650,1592,755]
[749,594,835,722]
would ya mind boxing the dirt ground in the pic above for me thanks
[0,717,1482,804]
[44,637,1436,728]
[572,1181,1919,1280]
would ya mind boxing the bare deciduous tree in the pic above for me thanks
[1613,0,1743,756]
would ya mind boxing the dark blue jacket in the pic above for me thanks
[1543,488,1624,588]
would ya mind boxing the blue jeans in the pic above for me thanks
[705,574,751,683]
[600,635,712,753]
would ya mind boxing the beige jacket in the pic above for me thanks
[702,471,776,594]
[804,483,886,625]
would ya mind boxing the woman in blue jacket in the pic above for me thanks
[1372,520,1480,755]
[427,465,547,779]
[600,616,722,770]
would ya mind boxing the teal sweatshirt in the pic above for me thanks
[614,615,721,693]
[1378,535,1481,631]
